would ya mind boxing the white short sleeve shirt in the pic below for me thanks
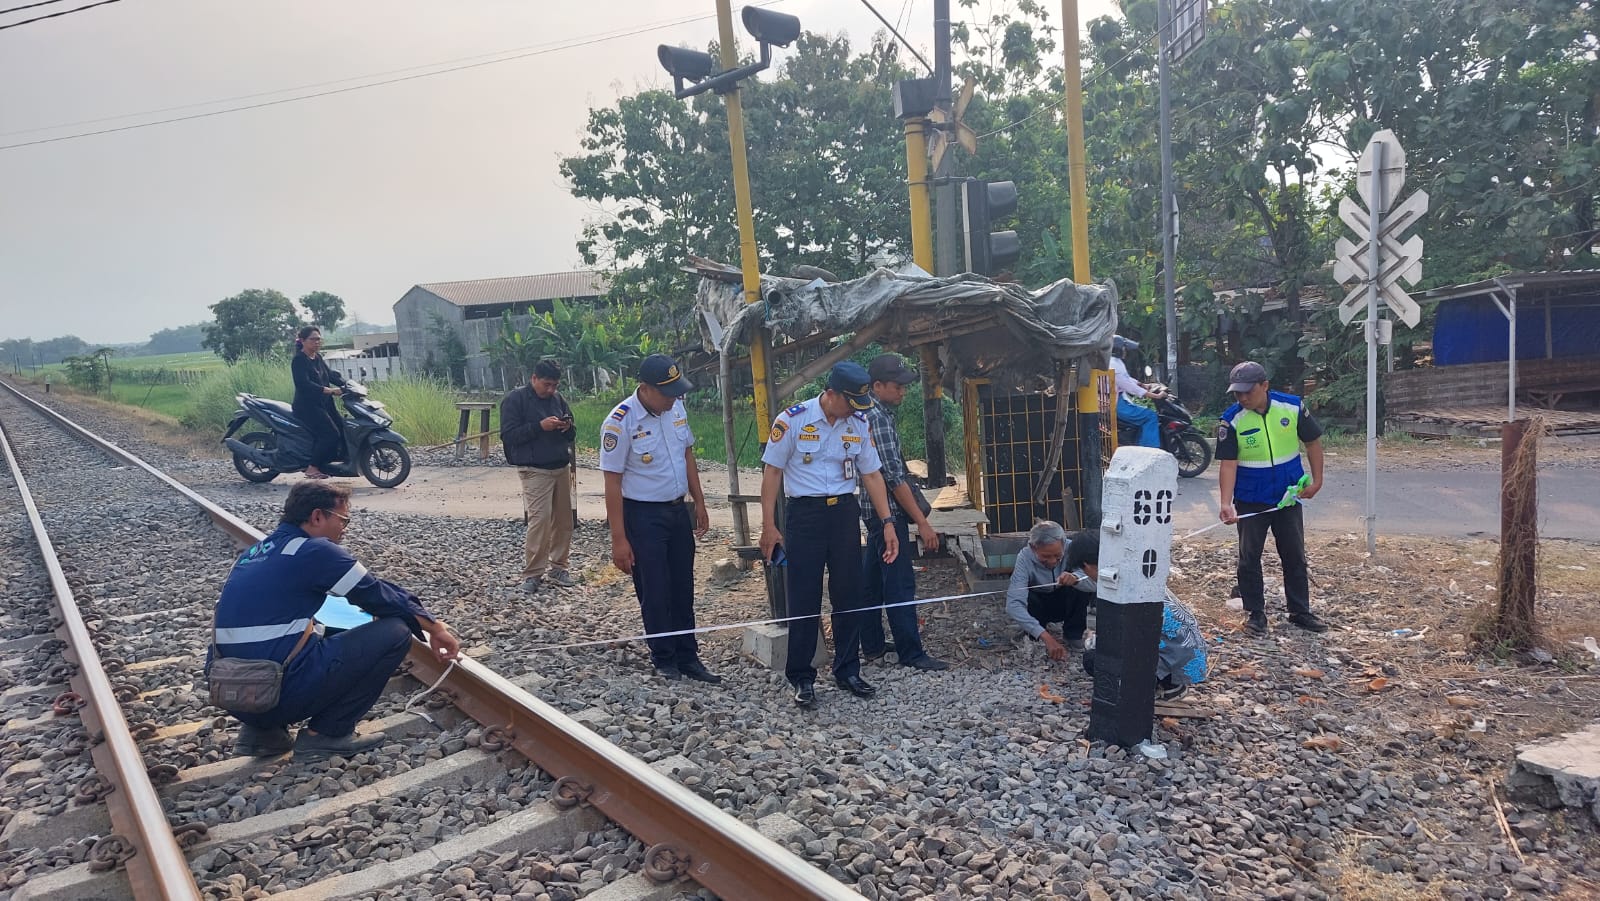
[760,396,882,497]
[599,392,693,502]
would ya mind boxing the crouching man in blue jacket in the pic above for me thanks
[211,481,460,760]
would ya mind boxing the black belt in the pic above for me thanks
[624,497,685,506]
[788,494,855,505]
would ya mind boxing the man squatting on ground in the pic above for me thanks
[760,361,900,709]
[600,354,721,685]
[1004,520,1094,660]
[500,358,577,594]
[212,481,460,761]
[1216,360,1329,636]
[857,353,949,671]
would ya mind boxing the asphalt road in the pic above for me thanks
[1168,459,1596,541]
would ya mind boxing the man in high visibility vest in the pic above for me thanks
[1216,361,1328,636]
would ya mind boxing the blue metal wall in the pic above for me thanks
[1433,297,1600,365]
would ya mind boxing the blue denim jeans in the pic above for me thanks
[859,517,928,664]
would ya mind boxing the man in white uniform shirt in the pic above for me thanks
[759,361,899,708]
[601,354,720,684]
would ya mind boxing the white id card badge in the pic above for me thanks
[842,456,856,480]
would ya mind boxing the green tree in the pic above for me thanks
[203,289,300,363]
[427,312,468,386]
[561,33,913,343]
[299,291,347,333]
[141,322,208,355]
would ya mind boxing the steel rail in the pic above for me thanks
[0,415,203,901]
[0,379,865,901]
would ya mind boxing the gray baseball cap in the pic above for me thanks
[1227,361,1269,393]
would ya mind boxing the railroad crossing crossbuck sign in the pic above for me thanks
[1334,129,1427,327]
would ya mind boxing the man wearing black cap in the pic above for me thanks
[759,361,900,707]
[501,359,577,594]
[857,353,950,671]
[1216,360,1328,635]
[600,354,720,683]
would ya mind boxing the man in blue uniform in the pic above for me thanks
[857,353,949,671]
[600,354,720,684]
[759,361,900,708]
[211,482,460,760]
[1216,360,1328,635]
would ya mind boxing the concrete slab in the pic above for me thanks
[0,633,51,655]
[271,801,605,900]
[582,871,687,901]
[741,624,826,672]
[1506,722,1600,824]
[755,812,816,846]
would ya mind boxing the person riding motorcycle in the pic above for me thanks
[1110,335,1166,449]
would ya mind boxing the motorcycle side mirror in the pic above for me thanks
[1142,365,1153,378]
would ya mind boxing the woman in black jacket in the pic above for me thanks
[291,326,347,479]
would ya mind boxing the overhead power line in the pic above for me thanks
[0,2,784,151]
[858,0,932,72]
[0,0,77,15]
[0,0,121,31]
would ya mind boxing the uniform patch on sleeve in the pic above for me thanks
[1216,422,1229,441]
[769,419,789,443]
[602,432,618,452]
[602,422,622,434]
[786,403,806,417]
[609,403,630,422]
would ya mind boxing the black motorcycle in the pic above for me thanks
[1117,385,1213,479]
[222,381,412,488]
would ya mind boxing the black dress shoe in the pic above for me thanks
[835,675,878,698]
[655,666,685,681]
[292,730,386,761]
[679,660,723,684]
[1288,612,1329,633]
[904,655,951,671]
[792,681,816,708]
[1246,611,1269,635]
[234,724,293,758]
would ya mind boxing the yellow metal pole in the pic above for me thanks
[1061,0,1091,284]
[907,116,950,482]
[717,0,774,433]
[904,119,935,273]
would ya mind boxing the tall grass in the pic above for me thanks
[181,357,295,431]
[370,375,465,445]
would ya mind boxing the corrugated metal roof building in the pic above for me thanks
[393,270,609,389]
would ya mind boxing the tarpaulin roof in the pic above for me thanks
[694,264,1118,384]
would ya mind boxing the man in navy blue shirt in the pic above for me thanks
[212,482,460,760]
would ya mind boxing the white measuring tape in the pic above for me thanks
[524,588,1009,655]
[498,496,1314,656]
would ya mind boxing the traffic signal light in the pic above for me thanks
[961,178,1021,276]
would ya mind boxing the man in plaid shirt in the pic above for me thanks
[856,354,951,671]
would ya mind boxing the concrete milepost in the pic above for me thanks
[1087,447,1177,748]
[1334,129,1427,558]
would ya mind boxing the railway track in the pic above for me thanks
[0,378,862,901]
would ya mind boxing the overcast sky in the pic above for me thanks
[0,0,1114,345]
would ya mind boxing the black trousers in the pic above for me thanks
[1027,584,1092,641]
[784,494,865,684]
[1235,500,1311,615]
[232,617,412,737]
[623,499,699,669]
[294,400,343,469]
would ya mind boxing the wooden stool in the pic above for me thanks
[453,402,496,460]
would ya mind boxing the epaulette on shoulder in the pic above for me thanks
[609,402,630,422]
[785,402,807,417]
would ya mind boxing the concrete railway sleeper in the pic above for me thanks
[0,378,863,901]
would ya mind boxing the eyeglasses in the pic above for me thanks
[324,509,351,524]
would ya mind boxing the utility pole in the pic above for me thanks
[895,77,950,486]
[932,0,959,278]
[1061,0,1091,285]
[1156,0,1179,395]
